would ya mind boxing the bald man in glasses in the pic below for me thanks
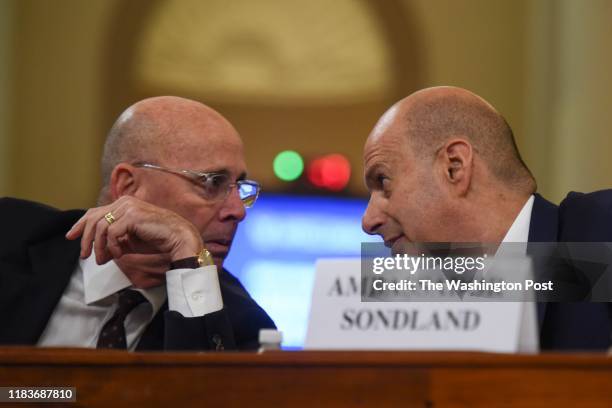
[0,96,275,351]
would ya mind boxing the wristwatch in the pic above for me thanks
[170,248,214,269]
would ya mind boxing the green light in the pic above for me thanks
[273,150,304,181]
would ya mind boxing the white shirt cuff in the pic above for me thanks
[166,265,223,317]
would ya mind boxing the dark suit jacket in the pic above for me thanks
[530,193,611,350]
[0,197,275,351]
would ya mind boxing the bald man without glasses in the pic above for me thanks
[0,96,275,351]
[362,86,612,351]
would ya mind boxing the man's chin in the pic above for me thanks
[391,236,412,255]
[204,239,233,267]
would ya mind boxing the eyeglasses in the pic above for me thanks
[133,162,260,208]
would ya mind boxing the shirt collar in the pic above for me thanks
[501,195,535,243]
[81,254,166,314]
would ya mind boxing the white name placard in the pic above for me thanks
[304,259,537,353]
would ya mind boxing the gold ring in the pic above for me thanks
[104,212,116,225]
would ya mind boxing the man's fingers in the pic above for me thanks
[65,214,88,240]
[65,196,193,262]
[106,224,125,260]
[106,217,133,256]
[66,199,128,241]
[79,211,101,259]
[69,204,126,259]
[93,218,112,265]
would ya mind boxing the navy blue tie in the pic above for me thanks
[96,290,147,349]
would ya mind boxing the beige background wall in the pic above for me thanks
[552,0,612,196]
[7,0,114,208]
[2,0,611,209]
[0,0,13,195]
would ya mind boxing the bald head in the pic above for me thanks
[99,96,242,203]
[377,86,535,193]
[363,87,537,243]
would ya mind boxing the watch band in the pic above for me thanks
[169,248,214,270]
[170,256,200,269]
[170,248,215,269]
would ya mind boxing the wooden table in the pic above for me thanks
[1,347,612,407]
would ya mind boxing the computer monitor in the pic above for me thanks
[225,193,378,348]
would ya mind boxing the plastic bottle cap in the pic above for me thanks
[259,329,283,344]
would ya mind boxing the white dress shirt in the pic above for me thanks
[499,194,538,352]
[501,195,534,243]
[38,255,223,350]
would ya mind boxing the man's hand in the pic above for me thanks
[115,253,172,289]
[65,196,203,266]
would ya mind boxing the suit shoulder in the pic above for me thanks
[0,197,85,249]
[1,197,64,219]
[219,269,276,334]
[562,189,612,210]
[559,189,612,241]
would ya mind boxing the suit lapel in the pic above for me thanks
[136,302,167,350]
[2,236,81,344]
[527,194,559,329]
[528,194,558,242]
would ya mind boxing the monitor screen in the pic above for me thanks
[225,193,379,348]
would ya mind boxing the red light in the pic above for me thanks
[307,154,351,191]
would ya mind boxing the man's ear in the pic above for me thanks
[437,138,473,196]
[109,163,139,200]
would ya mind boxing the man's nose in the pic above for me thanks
[219,186,246,222]
[362,196,384,235]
